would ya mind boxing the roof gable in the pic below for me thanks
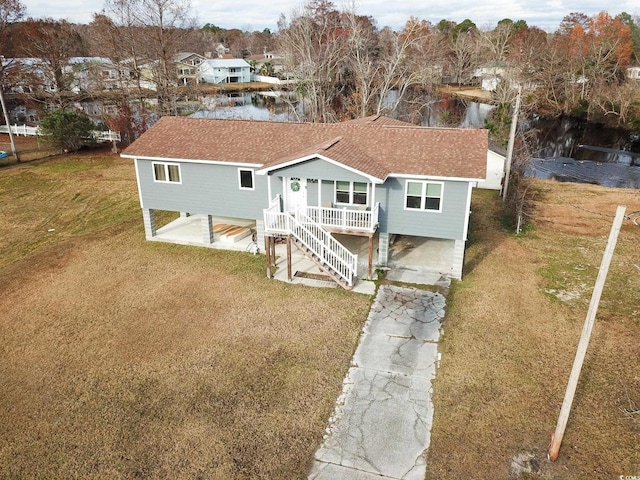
[257,137,388,182]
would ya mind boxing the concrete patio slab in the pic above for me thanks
[309,285,446,480]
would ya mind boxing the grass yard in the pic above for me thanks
[2,150,639,480]
[427,182,640,479]
[0,152,372,478]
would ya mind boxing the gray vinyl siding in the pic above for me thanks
[272,158,370,183]
[307,180,319,207]
[376,178,470,240]
[321,180,335,205]
[137,159,268,219]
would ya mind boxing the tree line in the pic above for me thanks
[0,0,639,136]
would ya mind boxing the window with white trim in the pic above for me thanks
[335,181,368,206]
[238,168,255,190]
[405,180,443,211]
[153,162,181,183]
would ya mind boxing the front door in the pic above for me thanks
[285,177,307,212]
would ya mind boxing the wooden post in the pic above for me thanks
[0,88,18,160]
[548,205,626,461]
[368,234,374,279]
[270,235,276,267]
[501,85,521,201]
[287,235,292,281]
[265,236,272,278]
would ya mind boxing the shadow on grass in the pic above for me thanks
[463,189,511,277]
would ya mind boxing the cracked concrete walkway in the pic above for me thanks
[309,284,446,480]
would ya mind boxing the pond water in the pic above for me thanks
[189,92,301,122]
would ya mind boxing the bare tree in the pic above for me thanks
[479,21,514,64]
[447,28,481,87]
[277,0,347,122]
[372,20,436,115]
[0,0,24,33]
[136,0,197,116]
[20,19,87,109]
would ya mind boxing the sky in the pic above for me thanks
[23,0,639,32]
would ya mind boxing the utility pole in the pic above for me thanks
[501,85,521,201]
[548,205,626,461]
[0,86,18,160]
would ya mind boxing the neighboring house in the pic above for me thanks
[246,49,286,75]
[69,57,135,93]
[627,66,640,80]
[174,52,206,85]
[198,58,251,84]
[3,56,137,94]
[474,62,518,92]
[215,44,230,58]
[121,115,488,288]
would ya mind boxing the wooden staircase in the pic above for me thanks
[289,235,353,290]
[263,203,358,289]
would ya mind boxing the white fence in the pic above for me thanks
[252,74,297,85]
[0,124,121,142]
[0,124,38,136]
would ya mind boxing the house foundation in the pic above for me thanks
[452,239,465,280]
[378,232,390,266]
[201,214,214,244]
[142,208,156,239]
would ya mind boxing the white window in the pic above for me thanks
[238,168,255,190]
[335,181,368,206]
[153,162,181,183]
[405,180,443,212]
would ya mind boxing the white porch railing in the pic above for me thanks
[305,203,379,233]
[263,198,358,287]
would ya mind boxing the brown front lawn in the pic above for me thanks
[0,153,371,478]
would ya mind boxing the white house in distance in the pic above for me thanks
[627,66,640,80]
[198,58,251,84]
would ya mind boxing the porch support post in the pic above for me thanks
[142,208,156,240]
[201,214,214,244]
[378,232,390,266]
[270,235,276,266]
[287,235,292,281]
[452,239,465,280]
[265,236,272,278]
[368,234,374,279]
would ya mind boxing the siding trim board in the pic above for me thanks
[257,153,385,184]
[462,182,473,240]
[134,158,144,208]
[121,154,262,169]
[388,173,484,182]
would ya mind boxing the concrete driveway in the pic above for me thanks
[309,284,446,480]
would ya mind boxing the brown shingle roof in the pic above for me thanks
[122,116,488,180]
